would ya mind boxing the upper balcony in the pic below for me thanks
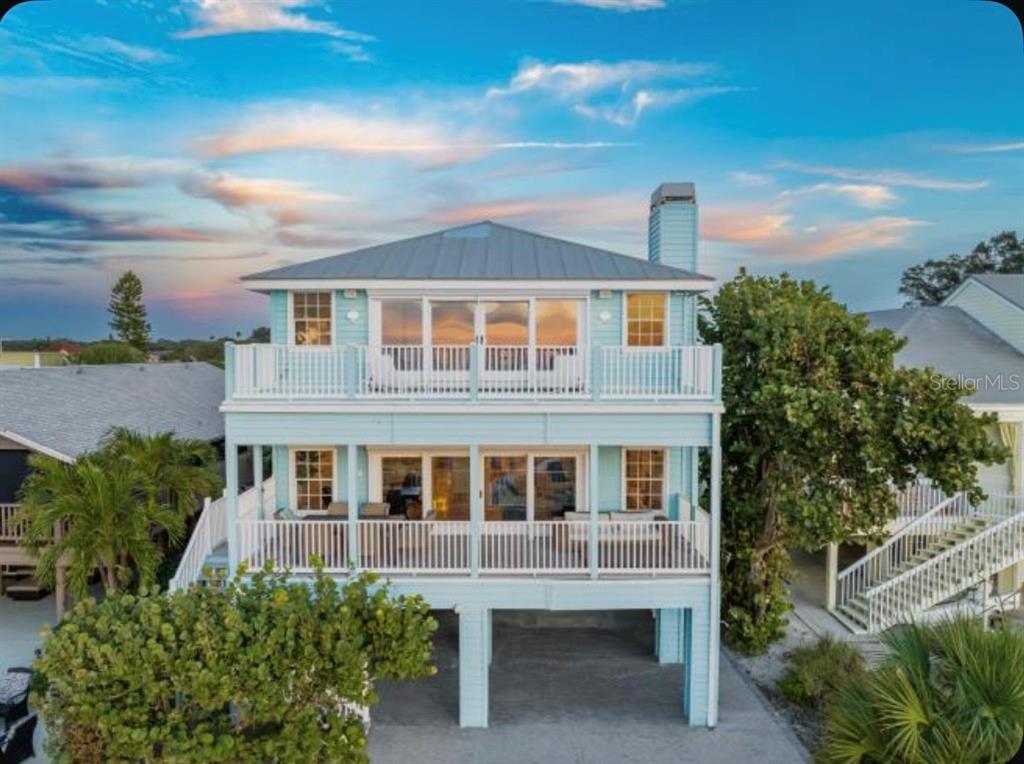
[225,342,722,404]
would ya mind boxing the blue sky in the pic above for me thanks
[0,0,1021,339]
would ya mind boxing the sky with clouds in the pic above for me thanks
[0,0,1021,339]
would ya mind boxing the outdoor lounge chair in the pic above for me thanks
[0,670,30,729]
[0,714,36,764]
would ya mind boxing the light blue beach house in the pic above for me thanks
[172,183,724,728]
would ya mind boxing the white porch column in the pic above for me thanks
[826,542,839,611]
[707,414,722,728]
[589,443,599,578]
[470,444,481,577]
[348,443,359,568]
[458,605,490,728]
[226,440,239,573]
[253,445,264,520]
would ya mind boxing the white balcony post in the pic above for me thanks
[348,443,359,568]
[253,445,264,520]
[224,342,235,401]
[708,415,722,727]
[826,542,838,611]
[226,440,239,573]
[589,444,599,578]
[470,444,481,576]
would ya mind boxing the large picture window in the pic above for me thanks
[624,449,665,511]
[295,449,334,510]
[626,293,667,347]
[293,292,332,346]
[381,299,423,345]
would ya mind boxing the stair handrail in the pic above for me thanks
[865,493,1024,631]
[168,477,275,593]
[834,491,966,610]
[168,492,226,593]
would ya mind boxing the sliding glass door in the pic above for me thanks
[483,452,580,521]
[431,456,470,521]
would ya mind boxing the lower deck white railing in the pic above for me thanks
[0,503,23,542]
[236,518,710,577]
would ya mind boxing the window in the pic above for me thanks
[536,300,578,347]
[293,292,332,346]
[381,299,423,345]
[381,456,423,517]
[295,449,334,510]
[626,293,667,347]
[534,456,577,520]
[624,449,665,511]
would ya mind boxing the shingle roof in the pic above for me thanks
[243,221,713,283]
[864,306,1024,405]
[0,362,225,459]
[968,274,1024,310]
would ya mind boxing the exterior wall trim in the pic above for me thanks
[223,403,725,415]
[0,429,74,463]
[943,276,1023,314]
[244,278,714,293]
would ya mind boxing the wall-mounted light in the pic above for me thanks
[599,310,612,323]
[346,309,360,323]
[343,289,357,299]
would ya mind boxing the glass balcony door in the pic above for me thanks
[428,300,475,388]
[482,451,581,522]
[431,456,470,521]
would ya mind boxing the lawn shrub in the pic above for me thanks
[777,635,864,707]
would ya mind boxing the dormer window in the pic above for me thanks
[293,292,332,346]
[626,293,667,347]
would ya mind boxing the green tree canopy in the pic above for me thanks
[107,270,152,350]
[700,271,1007,652]
[76,340,145,365]
[899,230,1023,306]
[33,565,437,764]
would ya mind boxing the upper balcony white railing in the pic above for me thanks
[227,343,721,403]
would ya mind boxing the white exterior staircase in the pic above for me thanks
[168,478,275,593]
[833,489,1023,633]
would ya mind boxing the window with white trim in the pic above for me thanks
[626,293,667,347]
[295,449,334,510]
[624,449,665,511]
[293,292,332,346]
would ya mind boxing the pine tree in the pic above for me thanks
[107,271,151,351]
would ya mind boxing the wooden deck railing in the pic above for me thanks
[0,503,23,542]
[236,518,711,578]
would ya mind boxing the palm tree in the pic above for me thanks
[819,617,1024,763]
[17,455,186,597]
[16,429,222,600]
[100,427,221,520]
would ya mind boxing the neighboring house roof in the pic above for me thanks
[864,306,1024,405]
[243,221,714,284]
[0,362,225,461]
[961,273,1024,310]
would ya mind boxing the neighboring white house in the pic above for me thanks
[865,273,1023,493]
[826,274,1023,633]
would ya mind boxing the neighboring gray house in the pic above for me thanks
[0,362,226,613]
